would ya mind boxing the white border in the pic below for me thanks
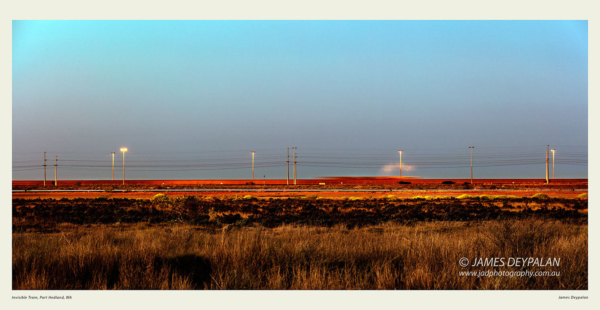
[2,1,598,309]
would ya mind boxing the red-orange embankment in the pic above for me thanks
[13,177,587,186]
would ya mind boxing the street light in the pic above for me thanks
[469,146,474,184]
[398,150,403,177]
[551,149,556,179]
[111,152,115,181]
[120,148,128,185]
[251,151,255,180]
[54,156,58,186]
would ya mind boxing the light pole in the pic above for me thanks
[111,152,115,181]
[551,149,556,180]
[251,151,255,181]
[54,156,57,186]
[469,146,474,184]
[287,148,290,186]
[120,148,128,185]
[398,150,403,177]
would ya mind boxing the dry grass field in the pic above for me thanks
[12,193,587,290]
[13,220,586,290]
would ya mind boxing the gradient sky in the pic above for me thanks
[12,20,588,180]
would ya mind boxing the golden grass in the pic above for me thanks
[411,196,434,200]
[532,193,549,199]
[152,194,167,200]
[13,220,587,290]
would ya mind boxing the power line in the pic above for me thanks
[11,145,588,179]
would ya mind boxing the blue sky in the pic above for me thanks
[12,20,588,180]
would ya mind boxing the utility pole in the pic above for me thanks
[546,145,549,184]
[551,149,556,179]
[54,156,57,186]
[120,148,127,185]
[292,147,297,185]
[251,151,255,181]
[398,150,403,177]
[469,146,474,184]
[111,152,115,181]
[287,148,290,185]
[43,152,47,186]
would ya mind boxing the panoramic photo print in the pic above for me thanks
[12,20,588,290]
